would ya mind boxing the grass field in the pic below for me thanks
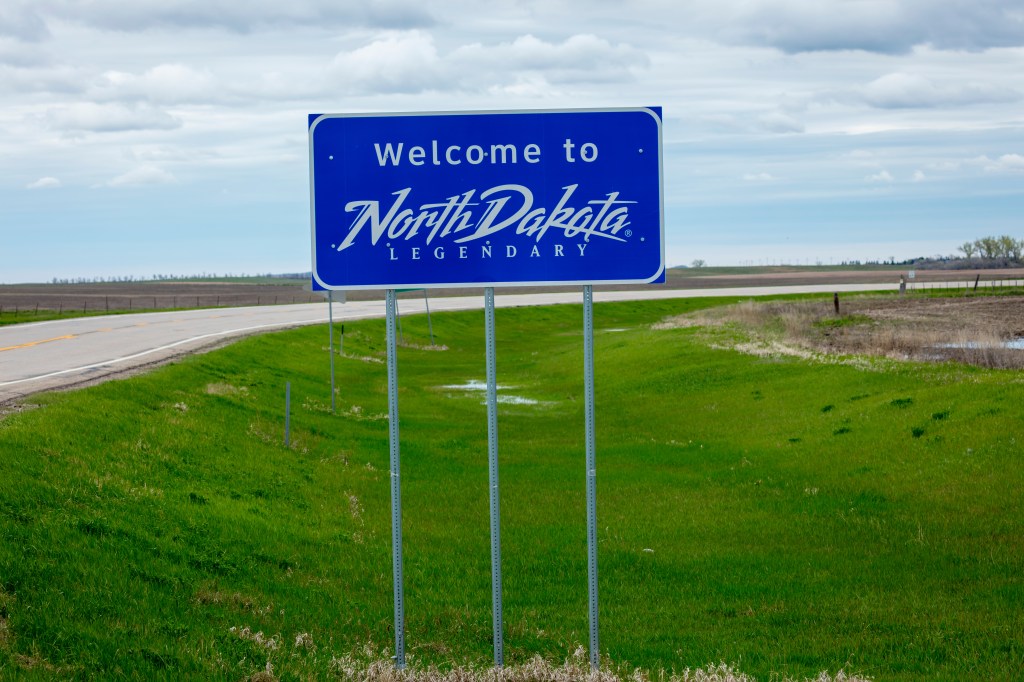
[0,296,1021,680]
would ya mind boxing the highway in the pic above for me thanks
[0,283,899,404]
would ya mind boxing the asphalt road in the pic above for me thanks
[0,282,902,404]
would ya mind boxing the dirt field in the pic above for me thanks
[0,280,324,315]
[3,267,1024,317]
[821,294,1024,367]
[665,291,1024,369]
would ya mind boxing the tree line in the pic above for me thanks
[957,235,1024,262]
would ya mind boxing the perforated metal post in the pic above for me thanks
[484,287,505,666]
[328,290,336,413]
[386,289,406,668]
[583,285,600,669]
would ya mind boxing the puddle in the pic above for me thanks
[494,395,540,405]
[442,380,506,391]
[441,380,539,405]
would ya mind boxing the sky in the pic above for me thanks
[2,0,1023,283]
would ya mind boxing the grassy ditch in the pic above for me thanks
[0,296,1021,680]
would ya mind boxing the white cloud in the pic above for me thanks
[43,102,180,133]
[743,172,777,181]
[453,34,648,85]
[912,170,926,182]
[997,153,1024,169]
[94,64,222,105]
[331,31,445,94]
[26,176,60,189]
[104,165,177,187]
[326,31,648,96]
[867,170,895,182]
[863,72,1019,108]
[972,153,1024,172]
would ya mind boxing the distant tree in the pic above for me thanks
[975,236,1000,260]
[958,241,977,260]
[691,259,707,268]
[998,235,1022,261]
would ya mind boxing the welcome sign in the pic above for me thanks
[309,108,664,289]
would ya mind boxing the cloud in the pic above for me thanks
[327,31,648,95]
[331,31,445,94]
[867,170,895,182]
[104,165,177,187]
[93,64,223,105]
[862,72,1019,108]
[26,0,433,34]
[996,153,1024,169]
[971,153,1024,172]
[758,111,805,133]
[743,172,777,181]
[912,170,926,182]
[453,34,648,85]
[0,62,89,95]
[43,102,180,133]
[0,2,49,41]
[26,176,61,189]
[707,0,1024,53]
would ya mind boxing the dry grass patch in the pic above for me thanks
[659,295,1024,369]
[326,648,871,682]
[206,382,248,396]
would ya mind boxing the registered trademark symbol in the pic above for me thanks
[624,229,633,238]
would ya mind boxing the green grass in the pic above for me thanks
[1,297,1022,680]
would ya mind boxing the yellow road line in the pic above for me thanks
[0,334,77,352]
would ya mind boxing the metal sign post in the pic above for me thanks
[307,280,344,407]
[484,287,504,665]
[328,290,336,413]
[385,289,406,668]
[583,285,600,669]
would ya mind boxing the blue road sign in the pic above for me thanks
[309,108,663,290]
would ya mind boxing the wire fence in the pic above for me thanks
[0,292,325,321]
